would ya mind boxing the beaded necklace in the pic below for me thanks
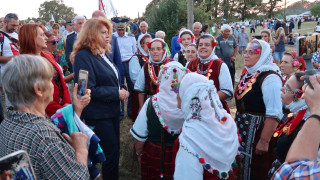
[152,96,182,135]
[197,60,214,79]
[237,71,260,91]
[148,63,159,86]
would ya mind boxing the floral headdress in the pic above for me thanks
[293,88,303,101]
[251,42,262,54]
[284,51,305,70]
[159,64,190,93]
[146,38,166,49]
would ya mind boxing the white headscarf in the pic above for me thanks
[148,38,168,64]
[246,39,280,74]
[178,29,194,51]
[196,35,219,63]
[137,34,151,57]
[178,73,239,173]
[152,61,188,134]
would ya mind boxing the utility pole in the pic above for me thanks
[187,0,194,29]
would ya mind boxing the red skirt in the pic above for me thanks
[172,139,238,180]
[131,90,140,122]
[140,140,175,180]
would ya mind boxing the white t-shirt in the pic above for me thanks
[316,25,320,32]
[0,32,19,69]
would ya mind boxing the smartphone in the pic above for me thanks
[296,34,318,57]
[0,150,36,180]
[254,35,262,39]
[77,70,89,97]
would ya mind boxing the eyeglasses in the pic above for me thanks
[284,87,294,94]
[47,41,59,45]
[244,50,259,56]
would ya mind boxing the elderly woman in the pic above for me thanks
[131,61,188,179]
[280,51,305,83]
[134,38,170,112]
[235,39,283,179]
[174,73,240,179]
[19,24,71,117]
[129,34,152,122]
[173,29,194,66]
[268,72,308,178]
[185,43,197,67]
[0,55,90,179]
[51,23,70,76]
[71,17,129,179]
[187,35,233,113]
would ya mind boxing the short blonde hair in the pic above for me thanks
[276,27,284,37]
[155,30,165,39]
[70,17,113,64]
[2,55,54,109]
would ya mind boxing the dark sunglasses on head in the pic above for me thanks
[47,41,59,45]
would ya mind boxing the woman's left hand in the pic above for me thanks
[255,139,269,155]
[73,83,91,117]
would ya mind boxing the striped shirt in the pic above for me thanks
[0,109,89,179]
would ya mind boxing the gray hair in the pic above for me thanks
[2,55,54,109]
[155,30,165,39]
[73,16,85,23]
[4,13,18,22]
[140,21,148,28]
[221,24,232,32]
[192,22,202,29]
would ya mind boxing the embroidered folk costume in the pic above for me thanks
[131,61,188,179]
[174,73,240,180]
[235,40,283,180]
[173,29,194,66]
[187,35,233,113]
[130,34,151,122]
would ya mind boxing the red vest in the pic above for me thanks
[188,58,230,113]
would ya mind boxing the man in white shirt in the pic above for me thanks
[0,13,19,122]
[112,17,136,118]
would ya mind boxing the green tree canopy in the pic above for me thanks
[311,4,320,16]
[38,0,77,22]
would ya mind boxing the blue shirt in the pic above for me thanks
[130,23,138,34]
[171,35,181,59]
[274,36,286,52]
[273,159,320,179]
[113,32,137,62]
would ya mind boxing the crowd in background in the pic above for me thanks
[1,10,320,180]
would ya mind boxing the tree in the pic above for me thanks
[38,0,77,22]
[311,4,320,16]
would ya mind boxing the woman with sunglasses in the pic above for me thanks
[51,23,71,78]
[235,39,283,179]
[268,72,309,178]
[19,24,71,117]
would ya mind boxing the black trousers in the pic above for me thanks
[86,118,120,180]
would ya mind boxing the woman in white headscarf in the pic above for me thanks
[173,29,194,66]
[129,34,152,122]
[131,61,188,179]
[234,39,283,179]
[174,73,240,180]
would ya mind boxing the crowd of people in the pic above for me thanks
[1,10,320,180]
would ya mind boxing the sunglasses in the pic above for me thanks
[47,41,59,45]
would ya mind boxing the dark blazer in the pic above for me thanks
[108,34,124,85]
[135,32,155,40]
[74,49,120,120]
[65,32,77,73]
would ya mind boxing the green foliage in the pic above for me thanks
[38,0,77,22]
[143,0,210,48]
[311,4,320,16]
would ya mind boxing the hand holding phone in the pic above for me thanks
[77,70,89,97]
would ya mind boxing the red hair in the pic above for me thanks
[19,24,45,55]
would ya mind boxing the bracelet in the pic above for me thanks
[308,114,320,121]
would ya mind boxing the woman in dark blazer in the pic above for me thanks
[71,17,129,180]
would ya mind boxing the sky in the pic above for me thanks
[0,0,152,20]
